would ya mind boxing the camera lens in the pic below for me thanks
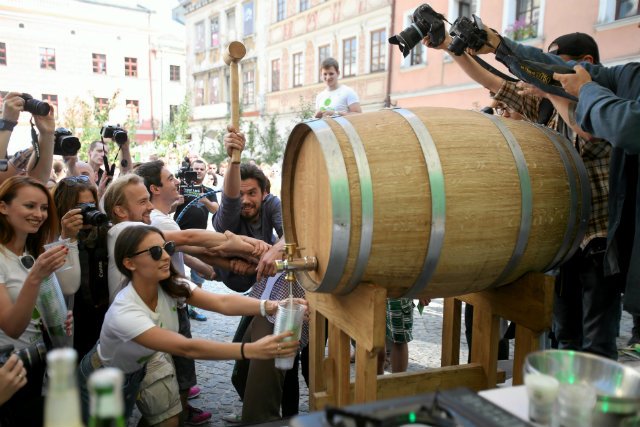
[112,129,128,145]
[448,36,467,56]
[84,209,108,226]
[14,341,47,372]
[20,94,51,116]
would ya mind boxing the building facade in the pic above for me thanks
[0,0,186,155]
[389,0,640,110]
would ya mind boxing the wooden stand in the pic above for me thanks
[307,273,554,410]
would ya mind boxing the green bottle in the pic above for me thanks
[88,368,126,427]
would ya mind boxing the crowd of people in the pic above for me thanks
[0,10,639,427]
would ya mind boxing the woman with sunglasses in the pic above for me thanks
[78,224,303,424]
[0,175,80,427]
[53,174,110,363]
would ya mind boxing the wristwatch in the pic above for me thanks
[0,119,17,132]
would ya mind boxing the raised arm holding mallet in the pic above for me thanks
[223,41,247,164]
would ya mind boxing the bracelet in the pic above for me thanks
[240,342,246,360]
[259,299,267,317]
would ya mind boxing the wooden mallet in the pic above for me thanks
[223,41,247,164]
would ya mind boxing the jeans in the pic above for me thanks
[78,344,146,424]
[553,238,623,360]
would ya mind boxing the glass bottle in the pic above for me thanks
[88,368,126,427]
[44,348,84,427]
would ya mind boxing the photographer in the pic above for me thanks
[0,92,56,186]
[87,124,132,185]
[53,176,110,363]
[174,158,219,321]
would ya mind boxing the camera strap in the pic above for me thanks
[29,118,41,170]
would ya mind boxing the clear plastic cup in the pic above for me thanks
[273,300,305,370]
[43,238,72,272]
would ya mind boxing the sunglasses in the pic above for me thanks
[129,241,176,261]
[61,175,91,185]
[20,255,35,270]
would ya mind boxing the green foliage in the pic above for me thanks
[297,95,316,121]
[156,94,192,156]
[258,116,285,165]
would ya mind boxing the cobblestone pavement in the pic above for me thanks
[130,278,634,426]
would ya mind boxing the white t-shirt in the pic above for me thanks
[107,221,142,303]
[97,282,192,373]
[315,84,359,115]
[150,209,185,276]
[0,245,42,350]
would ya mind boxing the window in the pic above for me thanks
[170,105,179,123]
[410,43,424,66]
[41,94,58,116]
[92,53,106,74]
[208,73,219,104]
[243,1,254,36]
[40,47,56,70]
[277,0,286,21]
[210,16,220,48]
[195,76,205,106]
[195,21,205,51]
[458,0,473,18]
[227,9,237,41]
[125,57,138,77]
[370,29,386,73]
[0,43,6,66]
[126,99,139,120]
[616,0,640,19]
[512,0,540,40]
[170,65,180,81]
[95,97,109,111]
[342,37,356,77]
[243,68,255,106]
[292,52,303,87]
[271,59,280,92]
[300,0,309,12]
[318,44,330,82]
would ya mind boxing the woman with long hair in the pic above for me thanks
[53,175,110,362]
[0,175,80,427]
[78,224,303,425]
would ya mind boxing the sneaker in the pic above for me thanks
[222,412,242,423]
[189,307,207,321]
[188,386,201,400]
[185,405,212,425]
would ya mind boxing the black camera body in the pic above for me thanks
[0,342,47,373]
[448,15,488,56]
[53,127,81,156]
[176,157,201,196]
[77,202,108,226]
[19,93,51,116]
[389,4,446,58]
[101,125,128,145]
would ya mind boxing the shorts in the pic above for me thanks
[173,305,197,391]
[136,352,182,425]
[385,298,414,343]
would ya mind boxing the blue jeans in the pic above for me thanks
[78,344,146,424]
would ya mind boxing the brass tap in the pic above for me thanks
[275,243,317,283]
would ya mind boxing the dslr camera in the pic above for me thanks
[53,127,81,156]
[19,93,51,116]
[389,4,446,57]
[101,125,128,145]
[176,157,200,197]
[448,15,488,56]
[0,342,47,374]
[77,202,108,226]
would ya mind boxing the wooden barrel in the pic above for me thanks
[281,107,590,298]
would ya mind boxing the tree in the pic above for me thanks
[156,94,192,156]
[259,116,285,165]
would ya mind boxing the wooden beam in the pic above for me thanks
[441,298,462,366]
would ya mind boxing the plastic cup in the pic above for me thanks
[43,238,72,272]
[273,300,305,370]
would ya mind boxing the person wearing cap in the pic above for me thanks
[422,31,620,359]
[474,27,640,346]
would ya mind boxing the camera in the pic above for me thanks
[0,342,47,373]
[53,127,81,156]
[19,93,51,116]
[448,15,488,56]
[176,157,200,197]
[101,125,128,145]
[389,4,446,57]
[77,202,108,226]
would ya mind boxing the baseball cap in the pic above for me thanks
[548,32,600,64]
